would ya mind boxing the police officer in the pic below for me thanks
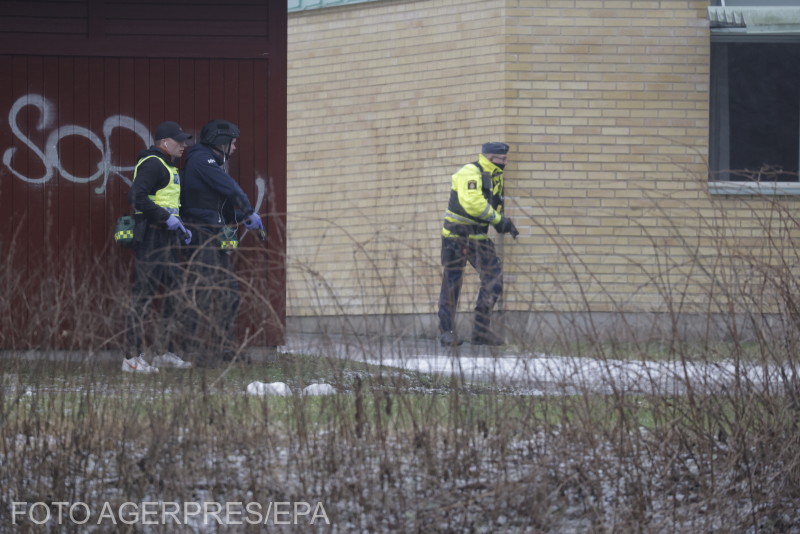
[123,121,194,373]
[180,119,264,364]
[437,142,519,347]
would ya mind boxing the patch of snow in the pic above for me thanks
[302,383,336,396]
[367,354,790,395]
[245,381,291,396]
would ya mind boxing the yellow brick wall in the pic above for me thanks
[287,0,512,320]
[501,0,713,317]
[287,0,800,332]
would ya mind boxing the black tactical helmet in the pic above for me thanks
[200,119,240,146]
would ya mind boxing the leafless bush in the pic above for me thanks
[2,184,800,533]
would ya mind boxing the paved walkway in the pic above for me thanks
[2,333,788,396]
[279,333,786,395]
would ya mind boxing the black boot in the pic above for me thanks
[439,331,463,347]
[471,313,504,346]
[471,330,504,346]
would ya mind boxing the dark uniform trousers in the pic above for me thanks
[126,224,184,358]
[178,222,241,359]
[437,236,503,335]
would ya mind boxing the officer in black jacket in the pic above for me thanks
[124,121,193,373]
[180,119,264,364]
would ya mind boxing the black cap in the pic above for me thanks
[154,121,192,142]
[482,142,509,155]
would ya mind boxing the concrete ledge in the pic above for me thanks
[286,311,791,345]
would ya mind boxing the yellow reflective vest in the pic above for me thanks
[133,155,181,215]
[441,154,504,240]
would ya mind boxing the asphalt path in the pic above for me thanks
[281,333,792,396]
[2,333,790,396]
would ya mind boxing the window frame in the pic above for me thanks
[708,5,800,195]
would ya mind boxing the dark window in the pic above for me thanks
[710,42,800,182]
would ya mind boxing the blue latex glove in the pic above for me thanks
[244,212,264,231]
[165,214,187,233]
[182,228,193,245]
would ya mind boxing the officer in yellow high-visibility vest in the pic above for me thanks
[123,121,194,374]
[438,142,519,347]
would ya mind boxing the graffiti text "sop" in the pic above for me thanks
[2,94,152,194]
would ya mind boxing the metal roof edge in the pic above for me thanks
[708,6,800,33]
[289,0,387,13]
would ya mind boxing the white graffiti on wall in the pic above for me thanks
[2,94,267,213]
[2,94,152,194]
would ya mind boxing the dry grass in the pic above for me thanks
[2,193,800,533]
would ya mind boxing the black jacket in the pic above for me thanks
[128,147,177,225]
[180,143,253,226]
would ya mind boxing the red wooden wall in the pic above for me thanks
[0,1,287,349]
